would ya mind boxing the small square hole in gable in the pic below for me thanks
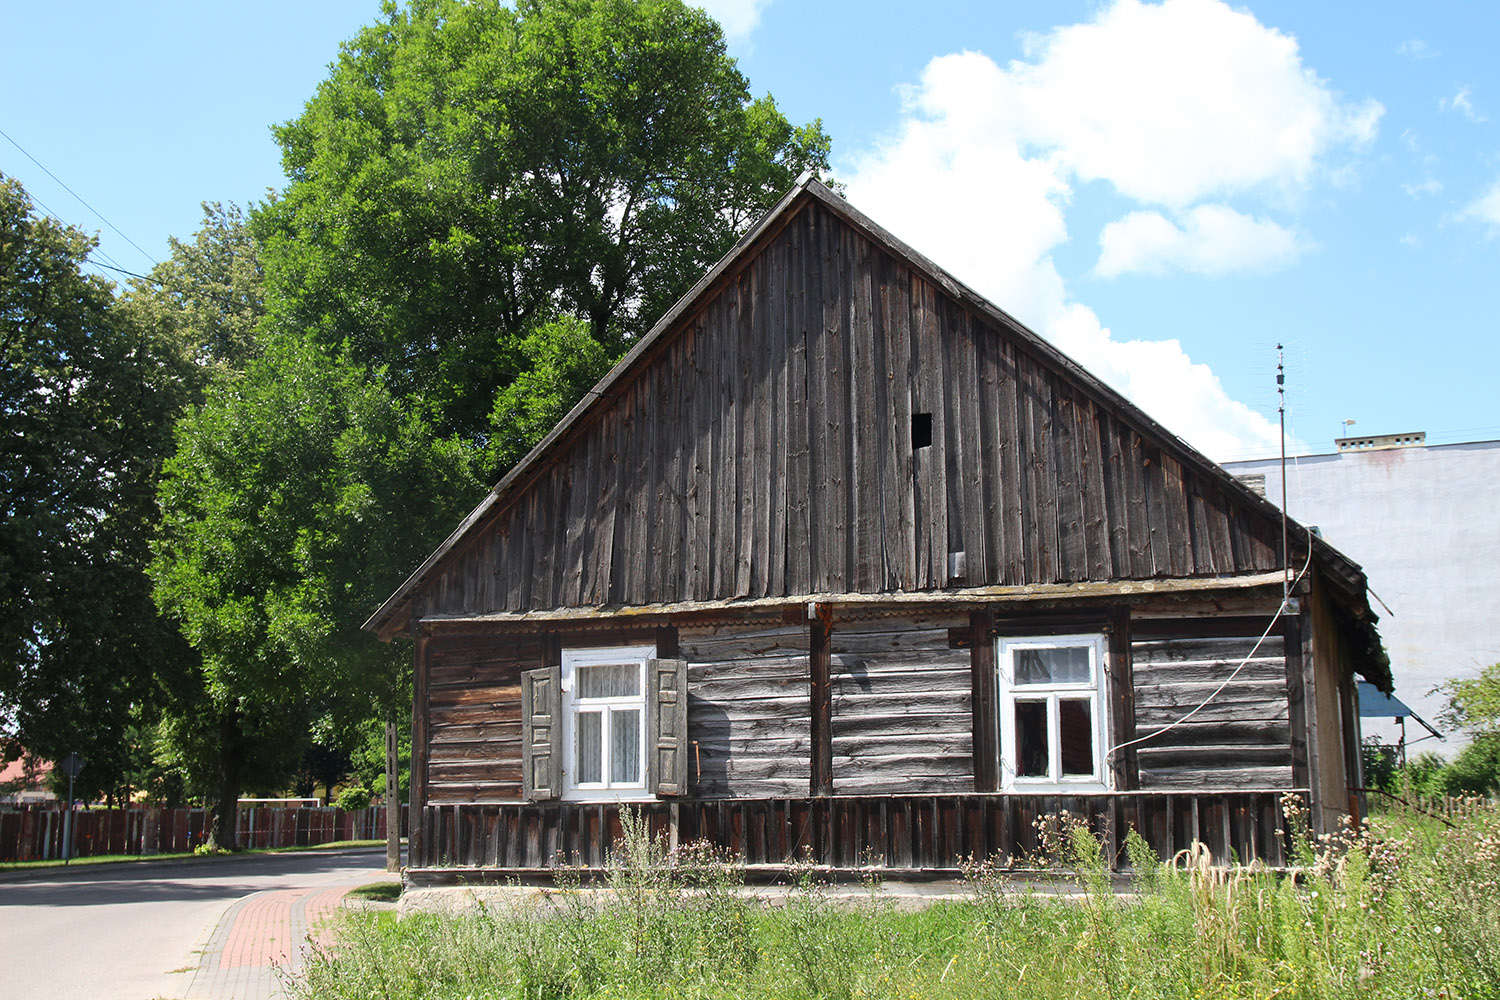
[911,412,933,449]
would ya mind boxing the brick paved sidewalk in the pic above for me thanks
[183,882,354,999]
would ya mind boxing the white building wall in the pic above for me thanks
[1224,439,1500,752]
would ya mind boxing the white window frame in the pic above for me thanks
[997,633,1110,792]
[560,644,655,802]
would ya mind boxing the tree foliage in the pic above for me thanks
[149,334,479,841]
[0,174,198,800]
[255,0,832,448]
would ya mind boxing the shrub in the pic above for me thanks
[333,783,372,811]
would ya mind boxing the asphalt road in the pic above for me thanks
[0,847,391,1000]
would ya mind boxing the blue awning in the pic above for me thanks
[1357,681,1443,739]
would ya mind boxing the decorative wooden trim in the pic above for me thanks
[407,572,1289,628]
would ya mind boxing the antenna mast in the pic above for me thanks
[1277,344,1289,601]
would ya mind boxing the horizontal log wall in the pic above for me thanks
[424,634,541,803]
[421,200,1282,617]
[682,622,811,798]
[1132,636,1292,789]
[410,791,1294,874]
[830,615,972,795]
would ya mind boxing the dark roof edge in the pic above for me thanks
[366,175,1373,636]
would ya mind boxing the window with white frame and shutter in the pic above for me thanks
[523,645,687,802]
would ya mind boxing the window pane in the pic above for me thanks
[1015,701,1049,777]
[1059,699,1095,776]
[1014,646,1091,685]
[578,663,640,698]
[611,709,641,784]
[576,712,602,783]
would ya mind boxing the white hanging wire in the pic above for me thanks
[1104,525,1315,763]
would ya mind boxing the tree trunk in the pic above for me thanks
[209,707,245,851]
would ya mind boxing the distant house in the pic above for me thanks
[0,754,54,806]
[368,177,1389,881]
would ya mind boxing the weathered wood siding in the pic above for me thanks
[419,200,1281,617]
[682,622,811,798]
[423,634,536,803]
[830,616,973,794]
[1132,636,1292,789]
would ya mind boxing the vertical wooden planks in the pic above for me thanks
[848,229,882,593]
[1078,397,1111,580]
[810,605,834,796]
[1053,381,1086,581]
[1107,606,1138,790]
[881,254,917,591]
[970,611,999,792]
[820,207,849,594]
[410,623,430,866]
[785,211,812,596]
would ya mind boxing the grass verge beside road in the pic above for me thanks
[0,839,387,874]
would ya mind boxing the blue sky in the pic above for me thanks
[4,0,1498,462]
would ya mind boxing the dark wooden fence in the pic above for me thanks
[411,790,1298,879]
[0,804,408,862]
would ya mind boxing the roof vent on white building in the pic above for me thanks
[1336,431,1426,453]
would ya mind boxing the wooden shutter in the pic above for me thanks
[648,658,689,796]
[521,665,561,801]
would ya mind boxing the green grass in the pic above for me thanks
[0,838,387,873]
[345,880,403,902]
[288,802,1500,1000]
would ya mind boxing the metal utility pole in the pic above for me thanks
[1277,344,1289,601]
[60,752,85,864]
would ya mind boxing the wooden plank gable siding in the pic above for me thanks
[420,197,1281,616]
[1131,635,1292,790]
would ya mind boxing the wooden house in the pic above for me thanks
[366,177,1389,881]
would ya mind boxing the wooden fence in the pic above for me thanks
[0,804,408,862]
[409,790,1297,882]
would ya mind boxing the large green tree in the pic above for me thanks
[0,174,199,801]
[149,334,480,846]
[255,0,832,453]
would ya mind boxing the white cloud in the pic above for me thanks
[1440,86,1486,122]
[1400,234,1423,248]
[696,0,771,41]
[843,0,1372,460]
[1402,177,1443,198]
[1459,177,1500,232]
[1096,205,1307,277]
[992,0,1383,208]
[1397,38,1438,60]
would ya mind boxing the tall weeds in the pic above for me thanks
[292,799,1500,1000]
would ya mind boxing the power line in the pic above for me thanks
[0,126,160,267]
[20,188,133,276]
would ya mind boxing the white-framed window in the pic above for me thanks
[560,645,655,801]
[998,634,1110,791]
